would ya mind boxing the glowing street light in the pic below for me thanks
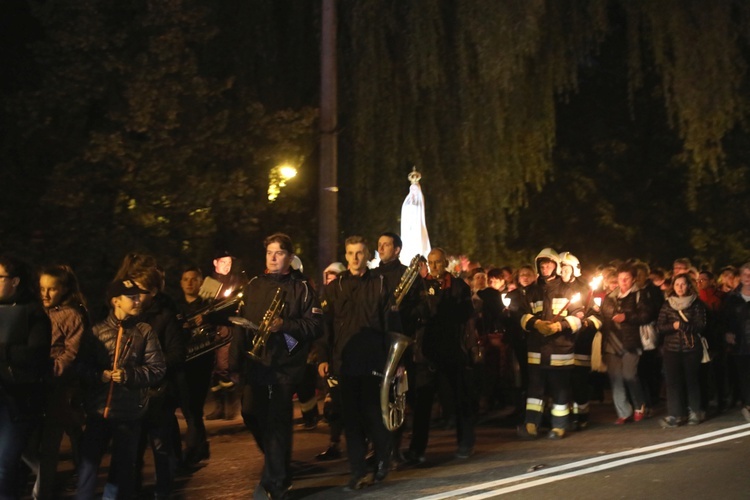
[268,163,298,202]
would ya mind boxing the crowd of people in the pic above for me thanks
[0,235,749,499]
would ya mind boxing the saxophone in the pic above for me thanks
[246,287,287,365]
[380,254,424,431]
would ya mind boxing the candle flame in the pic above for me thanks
[501,293,511,307]
[594,297,602,307]
[589,275,603,290]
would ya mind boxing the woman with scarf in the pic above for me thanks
[657,274,707,427]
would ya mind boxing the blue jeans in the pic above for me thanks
[606,351,645,418]
[76,416,141,500]
[0,400,34,499]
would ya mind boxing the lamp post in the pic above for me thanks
[319,0,339,274]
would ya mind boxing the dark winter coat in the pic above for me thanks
[0,301,51,420]
[78,314,166,421]
[230,271,322,385]
[600,287,652,354]
[657,295,707,353]
[722,289,750,355]
[318,269,389,377]
[421,273,473,366]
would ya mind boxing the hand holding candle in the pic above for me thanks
[552,292,581,321]
[587,275,603,307]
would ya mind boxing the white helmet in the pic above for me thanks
[535,247,560,274]
[559,251,582,277]
[291,255,303,273]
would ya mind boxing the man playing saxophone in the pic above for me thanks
[228,233,323,500]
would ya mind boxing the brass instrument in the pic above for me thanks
[247,287,287,365]
[380,331,412,431]
[393,254,425,308]
[183,287,244,362]
[379,254,423,431]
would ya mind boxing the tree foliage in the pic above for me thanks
[2,0,317,293]
[2,0,750,297]
[335,0,750,267]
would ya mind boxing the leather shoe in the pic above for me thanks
[315,444,341,461]
[402,450,426,465]
[374,461,389,482]
[344,474,368,491]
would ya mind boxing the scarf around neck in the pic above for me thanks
[668,294,696,311]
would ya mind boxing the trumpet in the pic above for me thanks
[247,287,287,365]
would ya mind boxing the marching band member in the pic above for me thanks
[174,266,213,467]
[229,233,322,499]
[206,250,245,421]
[405,247,476,462]
[317,236,392,490]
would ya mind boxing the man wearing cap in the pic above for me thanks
[76,279,166,500]
[229,233,323,499]
[206,249,245,420]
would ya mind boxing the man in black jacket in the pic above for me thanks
[229,233,323,500]
[406,247,476,461]
[317,236,392,490]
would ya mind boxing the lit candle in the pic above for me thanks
[501,293,511,307]
[552,292,581,321]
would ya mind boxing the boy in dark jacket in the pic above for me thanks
[76,279,166,500]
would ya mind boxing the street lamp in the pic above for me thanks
[268,163,298,202]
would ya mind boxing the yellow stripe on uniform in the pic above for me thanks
[528,352,541,365]
[550,354,574,366]
[526,398,544,413]
[574,354,591,367]
[551,404,569,417]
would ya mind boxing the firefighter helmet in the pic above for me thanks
[535,247,560,275]
[559,251,582,277]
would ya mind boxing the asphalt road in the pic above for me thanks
[42,396,750,499]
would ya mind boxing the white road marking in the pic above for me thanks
[416,423,750,500]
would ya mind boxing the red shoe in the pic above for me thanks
[633,406,645,422]
[614,416,630,425]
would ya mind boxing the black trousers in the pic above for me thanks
[663,349,702,418]
[242,382,294,493]
[525,366,571,430]
[180,354,213,454]
[408,362,477,456]
[339,374,392,477]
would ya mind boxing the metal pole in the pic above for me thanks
[319,0,338,274]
